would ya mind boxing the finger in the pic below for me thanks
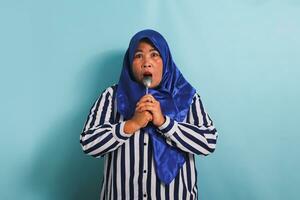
[136,101,154,110]
[137,98,152,105]
[138,94,156,104]
[144,111,153,121]
[139,105,155,113]
[137,102,156,112]
[139,94,152,101]
[135,106,142,113]
[139,105,151,112]
[142,94,154,99]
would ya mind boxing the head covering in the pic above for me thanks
[116,29,196,184]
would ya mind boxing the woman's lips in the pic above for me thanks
[143,72,152,77]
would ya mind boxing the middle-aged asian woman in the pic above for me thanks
[80,29,218,200]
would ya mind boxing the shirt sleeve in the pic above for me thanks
[157,93,218,156]
[80,86,131,158]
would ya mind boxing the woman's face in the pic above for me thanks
[132,41,163,88]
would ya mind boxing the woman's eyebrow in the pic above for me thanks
[134,49,143,54]
[134,48,158,53]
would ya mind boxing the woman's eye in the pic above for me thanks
[134,53,143,59]
[151,52,160,57]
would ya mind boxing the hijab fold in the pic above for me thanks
[116,29,196,184]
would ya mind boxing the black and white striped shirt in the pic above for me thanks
[80,85,218,200]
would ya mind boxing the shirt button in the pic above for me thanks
[144,194,147,197]
[144,142,147,145]
[143,170,147,173]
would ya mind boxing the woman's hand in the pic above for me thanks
[136,94,166,127]
[124,110,152,134]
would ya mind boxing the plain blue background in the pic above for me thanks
[1,1,299,199]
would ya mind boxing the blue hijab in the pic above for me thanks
[116,29,196,184]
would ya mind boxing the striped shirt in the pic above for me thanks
[80,85,218,200]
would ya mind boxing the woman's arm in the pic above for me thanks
[157,94,218,156]
[80,86,131,158]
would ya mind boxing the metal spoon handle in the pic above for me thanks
[143,75,152,95]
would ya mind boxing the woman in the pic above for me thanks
[80,29,218,200]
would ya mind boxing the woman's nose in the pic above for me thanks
[143,58,152,68]
[143,62,151,68]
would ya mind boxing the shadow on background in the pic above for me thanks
[25,50,124,200]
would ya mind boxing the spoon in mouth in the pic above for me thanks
[142,75,152,94]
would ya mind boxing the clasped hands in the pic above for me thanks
[124,94,165,134]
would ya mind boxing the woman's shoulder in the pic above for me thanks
[98,84,118,97]
[192,92,200,99]
[190,92,203,104]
